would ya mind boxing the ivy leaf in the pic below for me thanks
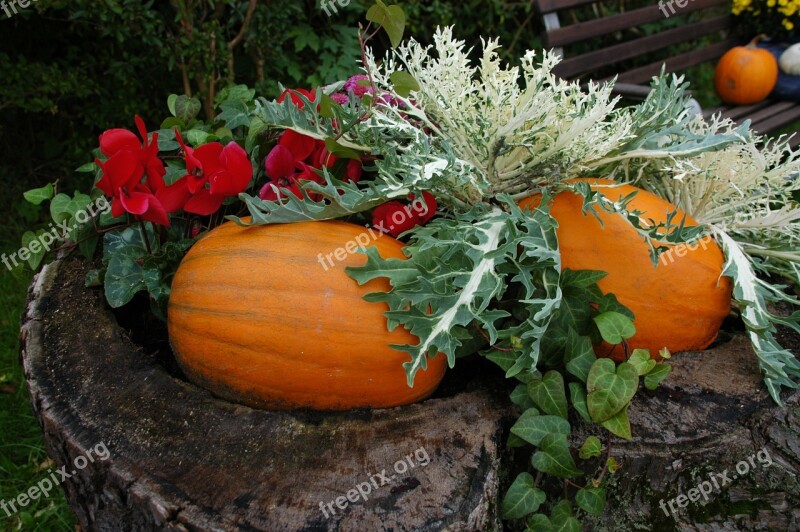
[366,0,406,48]
[578,436,602,459]
[601,404,632,440]
[510,384,535,409]
[560,269,607,288]
[593,311,636,344]
[564,328,595,382]
[174,95,202,123]
[528,370,568,419]
[167,93,178,116]
[20,231,48,270]
[587,359,638,423]
[510,410,570,447]
[531,434,582,478]
[550,500,581,531]
[576,487,606,515]
[390,70,420,98]
[23,183,54,205]
[644,363,672,390]
[568,382,590,422]
[501,472,546,519]
[628,349,656,376]
[527,514,552,530]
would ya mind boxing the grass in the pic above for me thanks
[0,195,74,531]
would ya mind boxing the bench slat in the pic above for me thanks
[751,103,800,134]
[545,0,729,48]
[719,100,774,121]
[537,0,599,14]
[614,38,735,84]
[554,16,731,79]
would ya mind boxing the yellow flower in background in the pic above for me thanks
[784,19,795,29]
[733,0,800,34]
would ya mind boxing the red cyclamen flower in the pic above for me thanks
[372,192,437,238]
[159,130,253,216]
[95,116,170,225]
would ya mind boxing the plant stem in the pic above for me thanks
[139,219,152,255]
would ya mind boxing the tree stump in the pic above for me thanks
[19,259,516,531]
[19,258,800,531]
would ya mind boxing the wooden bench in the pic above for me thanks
[534,0,800,145]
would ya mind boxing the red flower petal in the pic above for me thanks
[345,160,362,183]
[103,151,143,190]
[99,128,139,157]
[372,201,420,237]
[411,191,437,224]
[279,130,316,162]
[119,189,151,216]
[265,145,296,180]
[194,142,224,176]
[211,141,252,196]
[277,88,316,109]
[140,196,170,227]
[184,188,225,215]
[156,177,192,213]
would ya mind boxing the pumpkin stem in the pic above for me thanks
[747,34,768,48]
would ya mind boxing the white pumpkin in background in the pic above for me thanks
[779,43,800,75]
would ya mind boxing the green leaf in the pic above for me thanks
[586,359,638,423]
[24,183,54,205]
[174,95,202,123]
[528,371,568,419]
[510,410,570,447]
[560,269,607,288]
[167,94,178,116]
[568,383,590,422]
[49,193,72,224]
[501,472,546,519]
[564,328,595,382]
[485,349,518,372]
[319,94,338,119]
[186,129,214,146]
[324,138,361,160]
[593,311,636,344]
[102,227,153,308]
[76,161,98,173]
[390,70,420,98]
[644,363,672,390]
[366,1,406,48]
[510,383,535,409]
[527,514,553,531]
[507,433,528,448]
[576,487,606,515]
[85,269,103,287]
[578,436,602,459]
[531,434,582,478]
[20,231,47,270]
[628,349,656,376]
[550,500,581,531]
[600,405,632,440]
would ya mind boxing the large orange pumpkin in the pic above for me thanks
[714,36,778,105]
[519,178,732,360]
[168,219,446,410]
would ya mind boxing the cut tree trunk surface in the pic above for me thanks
[19,258,800,531]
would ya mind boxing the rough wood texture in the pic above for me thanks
[19,259,516,531]
[19,258,800,531]
[582,331,800,531]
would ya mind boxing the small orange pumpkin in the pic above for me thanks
[168,219,446,410]
[519,178,732,361]
[714,35,778,105]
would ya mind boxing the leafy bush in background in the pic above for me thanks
[0,0,540,207]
